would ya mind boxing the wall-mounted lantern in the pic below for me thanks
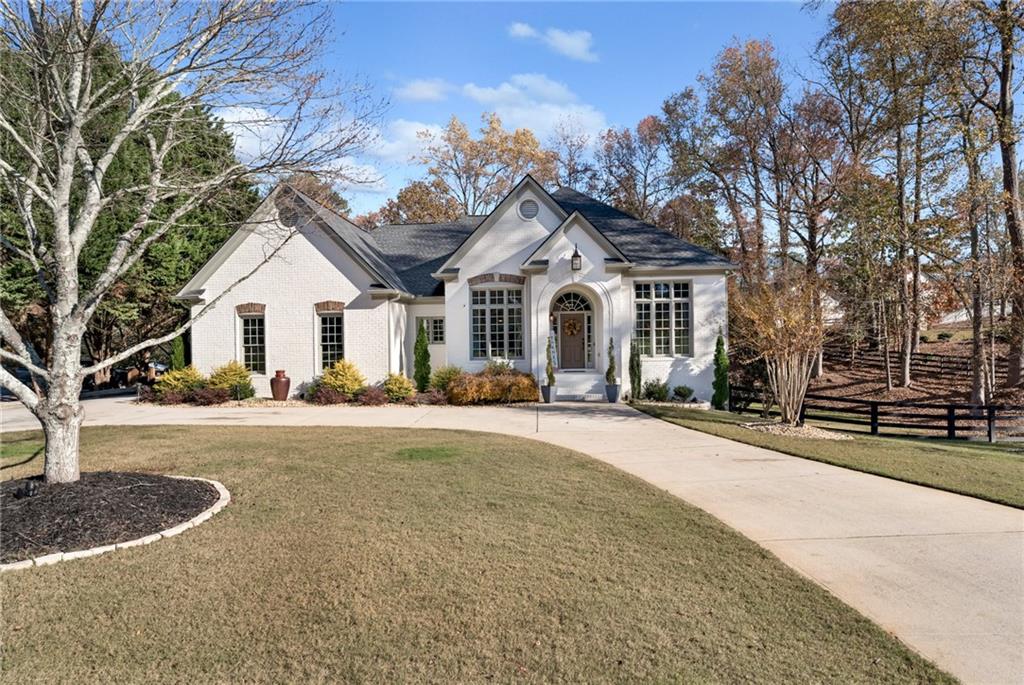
[570,244,582,271]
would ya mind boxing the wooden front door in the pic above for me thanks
[559,313,586,369]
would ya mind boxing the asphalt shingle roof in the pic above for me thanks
[286,183,731,297]
[371,217,484,296]
[549,187,734,269]
[286,187,407,291]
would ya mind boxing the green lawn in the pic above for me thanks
[636,403,1024,509]
[0,426,952,683]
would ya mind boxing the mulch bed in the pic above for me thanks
[1,472,218,563]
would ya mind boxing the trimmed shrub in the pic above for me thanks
[357,386,388,406]
[937,331,954,341]
[170,336,186,371]
[482,359,515,376]
[429,365,464,393]
[919,334,932,344]
[712,331,729,410]
[447,370,538,405]
[642,379,670,402]
[383,373,416,402]
[673,385,694,402]
[605,337,617,385]
[209,360,254,400]
[308,386,351,405]
[137,385,156,403]
[628,340,642,400]
[154,366,205,396]
[414,322,431,392]
[192,387,231,406]
[320,359,366,395]
[209,360,251,389]
[545,336,556,387]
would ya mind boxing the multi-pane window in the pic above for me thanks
[416,317,445,344]
[633,281,691,356]
[319,314,344,368]
[241,316,266,374]
[471,288,524,359]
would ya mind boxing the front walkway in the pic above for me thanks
[3,398,1022,684]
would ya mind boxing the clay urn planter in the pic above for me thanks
[270,370,290,401]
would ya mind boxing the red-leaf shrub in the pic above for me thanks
[158,390,190,405]
[357,386,388,406]
[405,389,446,405]
[308,386,351,405]
[191,387,231,405]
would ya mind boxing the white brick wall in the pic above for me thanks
[188,188,729,401]
[190,208,396,396]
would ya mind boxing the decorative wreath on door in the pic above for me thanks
[563,319,582,337]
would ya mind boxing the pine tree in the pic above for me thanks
[414,322,431,392]
[629,340,642,400]
[712,331,729,410]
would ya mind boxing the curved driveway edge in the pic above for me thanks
[2,398,1022,683]
[0,476,230,572]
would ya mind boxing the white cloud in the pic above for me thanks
[508,22,598,62]
[368,119,441,163]
[543,28,598,63]
[461,73,606,140]
[216,106,286,164]
[507,22,538,39]
[394,78,452,102]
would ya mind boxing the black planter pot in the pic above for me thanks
[605,384,620,403]
[541,385,555,403]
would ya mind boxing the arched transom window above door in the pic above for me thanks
[552,292,592,313]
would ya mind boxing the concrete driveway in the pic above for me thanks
[3,398,1022,684]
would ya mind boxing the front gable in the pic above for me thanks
[177,185,399,302]
[521,212,630,273]
[437,175,567,278]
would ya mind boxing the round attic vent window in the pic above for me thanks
[518,199,539,220]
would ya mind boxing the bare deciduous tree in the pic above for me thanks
[0,0,382,483]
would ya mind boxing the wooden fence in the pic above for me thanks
[822,345,1008,381]
[730,386,1024,443]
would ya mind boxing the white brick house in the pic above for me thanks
[177,176,733,400]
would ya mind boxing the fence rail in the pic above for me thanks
[822,344,1009,380]
[729,386,1024,443]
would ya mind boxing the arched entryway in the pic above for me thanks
[550,291,594,370]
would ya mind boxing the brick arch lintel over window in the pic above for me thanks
[314,300,346,314]
[235,302,265,315]
[467,273,526,286]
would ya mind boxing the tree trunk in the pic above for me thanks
[41,401,84,483]
[891,62,912,389]
[994,1,1024,385]
[910,88,925,355]
[39,327,86,483]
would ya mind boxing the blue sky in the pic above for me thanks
[323,2,830,214]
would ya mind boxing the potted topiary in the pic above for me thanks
[605,337,620,403]
[541,335,556,403]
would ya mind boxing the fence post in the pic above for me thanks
[870,402,879,436]
[987,407,997,443]
[947,406,956,440]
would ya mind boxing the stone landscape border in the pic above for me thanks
[0,476,230,572]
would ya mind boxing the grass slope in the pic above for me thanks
[637,403,1024,509]
[1,427,952,683]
